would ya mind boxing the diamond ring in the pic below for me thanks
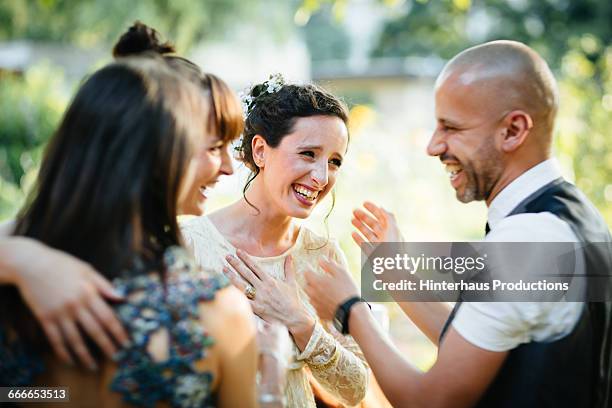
[245,285,256,300]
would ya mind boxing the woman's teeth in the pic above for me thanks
[293,185,318,201]
[445,164,463,181]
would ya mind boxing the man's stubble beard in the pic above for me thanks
[457,138,503,204]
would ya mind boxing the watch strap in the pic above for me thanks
[337,296,370,335]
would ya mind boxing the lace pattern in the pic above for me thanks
[180,216,369,407]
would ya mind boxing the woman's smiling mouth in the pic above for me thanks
[292,183,319,206]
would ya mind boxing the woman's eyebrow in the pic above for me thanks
[296,144,322,150]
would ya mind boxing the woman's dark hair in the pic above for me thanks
[236,80,350,218]
[113,21,243,144]
[1,56,209,350]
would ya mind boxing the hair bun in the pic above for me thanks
[112,21,175,58]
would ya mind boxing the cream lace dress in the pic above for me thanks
[180,215,369,407]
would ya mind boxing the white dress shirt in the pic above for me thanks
[452,159,584,351]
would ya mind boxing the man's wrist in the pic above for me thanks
[347,302,371,336]
[334,296,370,334]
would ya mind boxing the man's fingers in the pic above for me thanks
[59,319,97,371]
[352,231,376,258]
[42,321,74,366]
[351,231,366,247]
[89,295,130,348]
[353,209,383,237]
[76,307,117,359]
[352,217,378,242]
[363,201,388,228]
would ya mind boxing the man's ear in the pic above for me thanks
[500,110,533,153]
[251,135,267,168]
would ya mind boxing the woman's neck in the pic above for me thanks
[215,179,298,257]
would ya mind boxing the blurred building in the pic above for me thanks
[0,40,105,79]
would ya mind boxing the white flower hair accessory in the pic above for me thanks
[264,72,284,94]
[235,73,286,153]
[239,73,285,117]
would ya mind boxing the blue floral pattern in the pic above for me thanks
[0,246,228,408]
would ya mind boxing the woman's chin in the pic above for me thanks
[177,199,206,217]
[285,203,314,219]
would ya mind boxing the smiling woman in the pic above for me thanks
[180,77,370,407]
[236,77,349,217]
[112,21,244,216]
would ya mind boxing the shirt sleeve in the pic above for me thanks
[452,212,583,352]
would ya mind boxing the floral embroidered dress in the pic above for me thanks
[180,216,369,407]
[0,247,227,408]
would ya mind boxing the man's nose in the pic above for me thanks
[427,130,447,157]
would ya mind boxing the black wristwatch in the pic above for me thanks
[333,296,370,335]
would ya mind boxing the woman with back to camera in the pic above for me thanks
[180,74,369,407]
[0,53,261,406]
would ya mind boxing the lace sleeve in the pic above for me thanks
[296,321,369,406]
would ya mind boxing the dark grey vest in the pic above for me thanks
[440,178,612,408]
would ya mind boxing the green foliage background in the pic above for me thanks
[1,0,611,224]
[369,0,612,222]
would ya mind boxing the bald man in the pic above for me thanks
[304,41,612,408]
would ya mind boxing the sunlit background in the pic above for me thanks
[2,0,611,381]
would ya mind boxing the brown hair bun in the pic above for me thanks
[112,21,175,58]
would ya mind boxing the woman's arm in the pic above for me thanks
[201,285,259,408]
[296,241,369,406]
[297,321,369,406]
[225,251,368,406]
[0,236,128,369]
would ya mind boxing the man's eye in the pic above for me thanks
[209,144,223,152]
[330,158,342,167]
[300,151,315,158]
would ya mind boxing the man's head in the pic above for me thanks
[427,40,559,204]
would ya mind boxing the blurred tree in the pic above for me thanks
[0,0,250,51]
[367,0,612,222]
[0,63,68,218]
[300,4,351,61]
[0,0,260,220]
[372,0,611,66]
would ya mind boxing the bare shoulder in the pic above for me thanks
[198,285,255,347]
[206,284,253,316]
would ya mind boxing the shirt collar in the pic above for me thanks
[487,158,563,229]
